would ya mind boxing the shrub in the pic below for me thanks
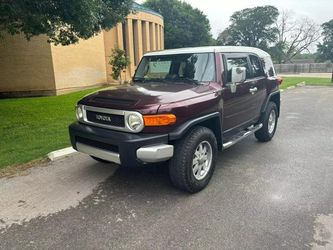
[109,47,130,83]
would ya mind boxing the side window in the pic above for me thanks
[226,57,250,83]
[249,55,264,78]
[262,56,276,77]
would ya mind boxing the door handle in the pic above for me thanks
[249,87,258,94]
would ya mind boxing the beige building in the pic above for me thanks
[0,3,164,97]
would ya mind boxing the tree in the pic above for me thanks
[317,19,333,82]
[0,0,132,45]
[109,47,130,83]
[269,41,287,63]
[217,6,279,50]
[143,0,212,49]
[271,10,321,63]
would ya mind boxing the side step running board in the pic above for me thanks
[223,123,263,150]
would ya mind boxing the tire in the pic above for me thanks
[90,156,112,164]
[255,102,278,142]
[169,126,218,193]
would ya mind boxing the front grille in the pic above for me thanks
[86,110,125,127]
[76,136,119,153]
[80,105,144,133]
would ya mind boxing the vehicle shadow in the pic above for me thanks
[0,136,285,250]
[95,136,266,198]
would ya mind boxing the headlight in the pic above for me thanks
[127,113,143,132]
[76,105,84,120]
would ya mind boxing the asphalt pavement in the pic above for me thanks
[0,86,333,250]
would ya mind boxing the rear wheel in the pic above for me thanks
[169,126,217,193]
[255,102,278,142]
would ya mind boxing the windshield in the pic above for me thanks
[134,53,216,83]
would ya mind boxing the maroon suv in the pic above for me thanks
[69,46,282,193]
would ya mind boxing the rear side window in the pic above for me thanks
[226,57,250,82]
[249,55,265,78]
[262,56,276,77]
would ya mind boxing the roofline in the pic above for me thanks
[132,2,163,19]
[144,46,271,58]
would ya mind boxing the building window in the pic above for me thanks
[122,21,128,56]
[159,26,162,50]
[149,22,154,50]
[133,20,138,66]
[142,21,148,53]
[155,24,159,50]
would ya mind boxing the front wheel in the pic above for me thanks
[255,102,278,142]
[169,126,217,193]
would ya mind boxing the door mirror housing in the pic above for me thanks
[231,66,246,84]
[229,67,246,93]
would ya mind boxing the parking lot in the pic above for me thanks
[0,86,333,250]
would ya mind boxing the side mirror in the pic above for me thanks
[229,67,246,93]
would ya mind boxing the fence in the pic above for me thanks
[274,63,333,74]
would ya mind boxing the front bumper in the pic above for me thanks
[69,122,173,167]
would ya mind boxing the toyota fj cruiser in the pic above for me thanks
[69,46,282,193]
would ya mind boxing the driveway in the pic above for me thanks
[1,86,333,250]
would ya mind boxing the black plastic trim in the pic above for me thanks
[261,90,280,116]
[69,122,169,168]
[169,112,222,141]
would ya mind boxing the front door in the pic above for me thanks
[221,53,262,131]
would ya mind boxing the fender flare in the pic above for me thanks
[261,91,281,116]
[168,112,223,149]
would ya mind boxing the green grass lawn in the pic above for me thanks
[0,87,104,170]
[281,77,332,89]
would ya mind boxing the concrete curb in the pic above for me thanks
[296,81,306,87]
[47,147,77,161]
[282,81,306,92]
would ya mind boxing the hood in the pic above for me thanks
[79,82,215,114]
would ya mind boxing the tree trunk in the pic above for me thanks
[331,70,333,83]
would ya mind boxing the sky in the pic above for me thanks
[137,0,333,38]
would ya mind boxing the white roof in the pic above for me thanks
[144,46,271,58]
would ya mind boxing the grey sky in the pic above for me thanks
[137,0,333,38]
